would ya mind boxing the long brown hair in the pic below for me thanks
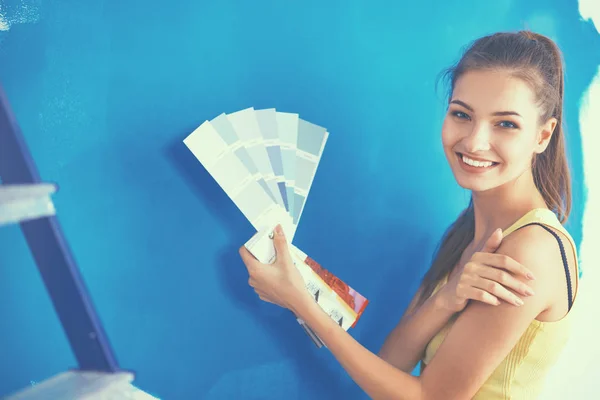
[415,31,572,306]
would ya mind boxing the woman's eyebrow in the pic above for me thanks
[450,99,522,118]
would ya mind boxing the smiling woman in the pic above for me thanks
[443,69,559,192]
[240,30,580,400]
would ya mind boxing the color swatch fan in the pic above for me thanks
[183,107,326,241]
[183,107,368,346]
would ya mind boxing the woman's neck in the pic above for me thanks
[470,171,548,249]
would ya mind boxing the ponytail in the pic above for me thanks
[530,32,571,223]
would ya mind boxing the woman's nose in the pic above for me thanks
[462,123,492,153]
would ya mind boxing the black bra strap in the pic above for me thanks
[515,222,573,311]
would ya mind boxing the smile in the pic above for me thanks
[456,153,499,172]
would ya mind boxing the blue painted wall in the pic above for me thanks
[1,0,598,398]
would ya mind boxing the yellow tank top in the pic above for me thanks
[421,208,580,399]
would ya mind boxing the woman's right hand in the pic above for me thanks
[437,228,537,313]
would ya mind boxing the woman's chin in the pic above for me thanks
[454,176,498,193]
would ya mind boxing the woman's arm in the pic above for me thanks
[379,228,534,373]
[240,224,555,399]
[378,287,455,373]
[290,225,556,400]
[294,293,425,400]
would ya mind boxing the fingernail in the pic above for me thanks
[275,224,284,236]
[525,288,535,296]
[527,273,536,280]
[515,298,524,306]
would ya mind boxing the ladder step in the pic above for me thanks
[5,370,159,400]
[0,183,57,226]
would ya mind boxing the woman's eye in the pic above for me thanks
[452,111,470,120]
[498,121,518,129]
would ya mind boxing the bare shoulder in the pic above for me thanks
[497,223,578,317]
[417,223,578,398]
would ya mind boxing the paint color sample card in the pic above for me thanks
[184,107,370,345]
[244,224,369,347]
[183,108,329,238]
[183,121,295,239]
[225,108,286,211]
[294,118,329,225]
[255,108,288,212]
[276,111,299,221]
[209,113,275,204]
[243,226,368,331]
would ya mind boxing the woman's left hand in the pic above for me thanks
[239,224,311,313]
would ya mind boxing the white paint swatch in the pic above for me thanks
[225,108,287,211]
[293,118,329,225]
[255,108,289,213]
[184,108,329,242]
[275,112,299,221]
[183,120,295,239]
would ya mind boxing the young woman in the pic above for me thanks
[239,30,580,399]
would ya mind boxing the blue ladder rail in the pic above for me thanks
[0,83,121,373]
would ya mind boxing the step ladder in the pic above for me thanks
[0,85,159,399]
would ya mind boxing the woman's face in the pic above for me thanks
[441,69,555,193]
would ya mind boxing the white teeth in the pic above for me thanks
[462,155,493,168]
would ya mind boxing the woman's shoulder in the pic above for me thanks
[498,210,578,312]
[501,208,578,273]
[502,222,569,260]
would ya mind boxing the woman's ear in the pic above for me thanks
[535,117,557,154]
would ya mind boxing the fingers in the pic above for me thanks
[254,289,275,304]
[249,278,273,303]
[241,239,278,306]
[272,224,293,265]
[471,252,536,281]
[480,228,503,254]
[459,279,523,307]
[475,263,535,297]
[462,258,534,306]
[259,296,274,304]
[469,278,526,306]
[239,246,260,272]
[460,285,501,306]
